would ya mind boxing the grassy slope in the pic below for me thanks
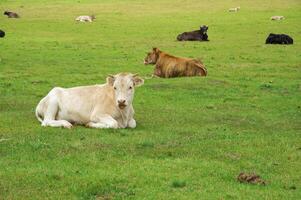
[0,0,300,199]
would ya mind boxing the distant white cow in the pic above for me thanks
[75,15,96,22]
[271,16,285,20]
[35,73,144,129]
[229,6,240,12]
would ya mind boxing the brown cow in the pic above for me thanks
[144,48,207,78]
[4,11,20,18]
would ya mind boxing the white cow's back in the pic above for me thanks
[36,84,116,125]
[75,16,93,22]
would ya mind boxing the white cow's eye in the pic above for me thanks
[114,87,117,90]
[129,86,132,90]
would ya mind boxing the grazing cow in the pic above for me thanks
[144,48,207,78]
[35,73,144,129]
[265,33,293,45]
[0,30,5,38]
[271,16,285,20]
[177,25,209,41]
[75,15,96,22]
[4,11,20,18]
[229,6,240,12]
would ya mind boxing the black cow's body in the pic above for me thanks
[0,30,5,38]
[4,11,20,18]
[177,25,209,41]
[265,33,293,45]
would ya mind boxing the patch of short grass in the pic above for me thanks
[0,0,300,199]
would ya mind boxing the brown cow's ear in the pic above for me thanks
[106,74,115,86]
[153,47,159,52]
[132,74,144,87]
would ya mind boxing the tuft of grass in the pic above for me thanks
[138,141,155,148]
[80,180,136,200]
[171,180,186,188]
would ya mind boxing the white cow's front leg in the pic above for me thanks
[42,119,73,129]
[87,115,118,129]
[127,118,136,128]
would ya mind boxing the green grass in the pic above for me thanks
[0,0,301,199]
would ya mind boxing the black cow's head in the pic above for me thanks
[200,25,208,34]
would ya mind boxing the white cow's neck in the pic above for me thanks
[117,107,130,127]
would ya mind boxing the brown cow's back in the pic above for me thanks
[156,52,207,78]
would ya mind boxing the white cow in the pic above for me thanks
[75,15,96,22]
[271,16,285,20]
[35,73,144,129]
[229,6,240,12]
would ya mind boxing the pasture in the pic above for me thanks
[0,0,301,199]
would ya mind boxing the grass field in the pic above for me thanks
[1,0,301,199]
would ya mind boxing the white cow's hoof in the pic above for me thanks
[110,121,119,129]
[63,121,73,129]
[128,119,136,128]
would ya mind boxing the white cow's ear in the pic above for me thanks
[106,75,115,86]
[133,74,144,87]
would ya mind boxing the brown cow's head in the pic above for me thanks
[107,73,144,109]
[144,47,160,65]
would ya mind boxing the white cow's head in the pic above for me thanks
[107,73,144,109]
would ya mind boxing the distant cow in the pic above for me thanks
[75,15,96,22]
[265,33,293,45]
[271,16,285,20]
[177,25,209,41]
[144,47,207,78]
[35,73,144,129]
[0,30,5,38]
[229,7,240,12]
[4,11,20,18]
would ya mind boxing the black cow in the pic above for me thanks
[177,25,209,41]
[4,11,20,18]
[0,30,5,38]
[265,33,293,45]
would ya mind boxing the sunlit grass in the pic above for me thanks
[0,0,300,199]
